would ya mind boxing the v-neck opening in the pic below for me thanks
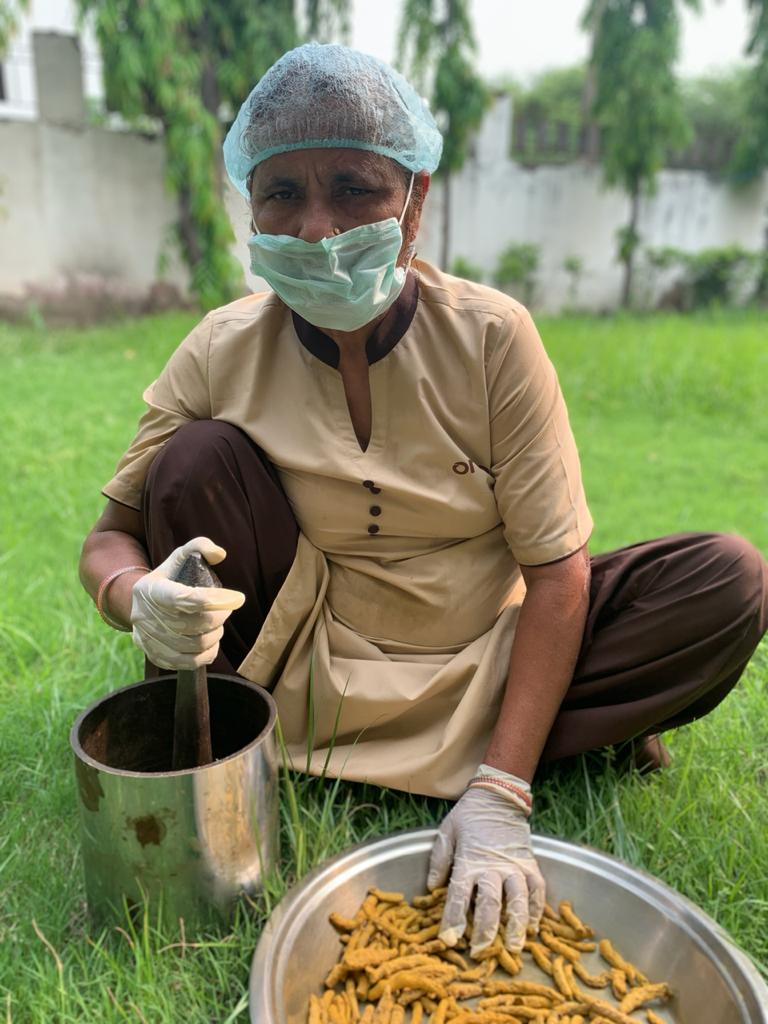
[312,357,387,461]
[339,355,374,454]
[290,271,419,368]
[289,271,419,460]
[345,360,379,458]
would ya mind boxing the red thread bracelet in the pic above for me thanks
[467,775,533,815]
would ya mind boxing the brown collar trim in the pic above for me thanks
[291,271,419,368]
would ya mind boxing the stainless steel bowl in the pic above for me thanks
[250,828,768,1024]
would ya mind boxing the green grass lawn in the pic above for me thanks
[0,307,766,1021]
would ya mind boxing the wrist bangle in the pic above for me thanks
[96,565,150,633]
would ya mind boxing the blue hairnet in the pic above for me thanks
[223,42,443,197]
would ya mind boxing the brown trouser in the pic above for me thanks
[143,421,768,762]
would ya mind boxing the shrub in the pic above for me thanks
[754,253,768,305]
[450,257,484,283]
[562,255,584,308]
[685,246,760,307]
[645,245,762,309]
[494,243,540,305]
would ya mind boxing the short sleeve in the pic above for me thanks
[487,305,592,565]
[101,314,214,510]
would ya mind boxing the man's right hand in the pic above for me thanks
[130,537,245,669]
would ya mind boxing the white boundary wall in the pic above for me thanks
[1,33,766,314]
[0,32,190,308]
[415,96,768,311]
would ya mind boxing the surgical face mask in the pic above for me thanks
[248,173,415,332]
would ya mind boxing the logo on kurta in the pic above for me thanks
[452,460,490,475]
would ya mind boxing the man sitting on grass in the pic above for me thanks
[79,42,768,959]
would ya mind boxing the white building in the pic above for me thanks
[1,0,103,120]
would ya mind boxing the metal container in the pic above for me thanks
[71,673,278,932]
[250,828,768,1024]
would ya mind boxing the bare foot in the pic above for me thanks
[630,734,672,774]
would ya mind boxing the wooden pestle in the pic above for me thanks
[171,552,219,770]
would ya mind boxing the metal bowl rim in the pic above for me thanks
[70,673,277,778]
[249,826,768,1023]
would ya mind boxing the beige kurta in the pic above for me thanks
[103,260,593,798]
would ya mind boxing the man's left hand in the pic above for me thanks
[427,770,546,956]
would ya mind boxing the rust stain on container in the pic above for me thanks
[126,814,167,847]
[75,757,104,812]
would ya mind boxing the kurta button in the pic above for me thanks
[363,480,374,488]
[367,524,380,534]
[369,505,381,516]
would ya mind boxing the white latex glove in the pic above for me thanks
[130,537,245,670]
[427,767,546,957]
